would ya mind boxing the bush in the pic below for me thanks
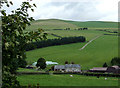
[51,66,54,71]
[65,61,69,64]
[71,62,75,64]
[36,58,46,69]
[18,59,27,68]
[111,57,120,66]
[103,62,108,67]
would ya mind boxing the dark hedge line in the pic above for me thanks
[25,36,86,51]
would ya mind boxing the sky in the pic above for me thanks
[2,0,120,22]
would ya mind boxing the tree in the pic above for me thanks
[36,58,46,69]
[71,62,75,64]
[1,1,47,87]
[51,66,54,71]
[111,57,120,66]
[65,61,68,64]
[103,62,108,67]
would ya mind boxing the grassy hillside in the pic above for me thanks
[26,19,118,31]
[18,19,118,86]
[26,19,78,31]
[26,34,118,70]
[64,20,118,29]
[46,30,107,41]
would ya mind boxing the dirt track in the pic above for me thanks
[79,35,102,50]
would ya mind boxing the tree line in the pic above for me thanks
[26,36,86,51]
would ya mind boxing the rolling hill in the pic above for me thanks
[26,19,118,31]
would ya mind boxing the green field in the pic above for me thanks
[17,74,118,86]
[26,34,118,70]
[18,19,118,86]
[26,19,118,31]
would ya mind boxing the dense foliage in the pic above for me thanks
[26,36,86,51]
[111,57,120,66]
[103,62,108,67]
[36,58,46,69]
[1,1,46,87]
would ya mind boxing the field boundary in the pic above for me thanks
[17,72,120,77]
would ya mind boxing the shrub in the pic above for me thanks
[36,58,46,69]
[111,57,120,66]
[51,66,54,71]
[65,61,69,64]
[103,62,108,67]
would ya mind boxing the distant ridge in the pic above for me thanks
[26,18,117,31]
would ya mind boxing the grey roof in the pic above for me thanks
[54,65,65,69]
[111,65,120,69]
[54,64,81,69]
[90,67,107,71]
[65,64,80,68]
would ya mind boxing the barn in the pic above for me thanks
[89,65,120,73]
[89,67,107,73]
[107,65,120,73]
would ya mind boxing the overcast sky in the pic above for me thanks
[2,0,120,22]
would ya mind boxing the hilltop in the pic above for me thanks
[26,19,118,31]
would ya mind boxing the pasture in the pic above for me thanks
[26,19,118,31]
[18,19,118,86]
[17,74,118,86]
[26,34,118,70]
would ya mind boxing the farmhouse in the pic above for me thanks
[54,65,65,71]
[54,64,81,72]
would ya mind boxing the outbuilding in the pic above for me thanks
[89,67,107,73]
[107,65,120,73]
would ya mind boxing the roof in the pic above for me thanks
[54,64,81,69]
[54,65,65,69]
[65,64,80,68]
[90,67,107,71]
[111,65,120,69]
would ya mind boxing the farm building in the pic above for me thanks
[89,65,120,73]
[89,67,107,73]
[54,65,65,71]
[54,64,81,72]
[107,65,120,73]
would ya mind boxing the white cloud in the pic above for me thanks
[2,0,120,22]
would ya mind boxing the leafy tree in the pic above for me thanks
[36,58,46,69]
[103,62,108,67]
[111,57,120,66]
[51,66,54,71]
[65,61,68,64]
[1,1,47,87]
[71,62,75,64]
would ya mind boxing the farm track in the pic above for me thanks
[79,35,102,50]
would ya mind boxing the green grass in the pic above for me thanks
[26,19,78,31]
[18,19,118,86]
[64,20,118,29]
[17,68,45,72]
[17,74,118,86]
[26,35,118,70]
[46,30,107,41]
[26,19,118,31]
